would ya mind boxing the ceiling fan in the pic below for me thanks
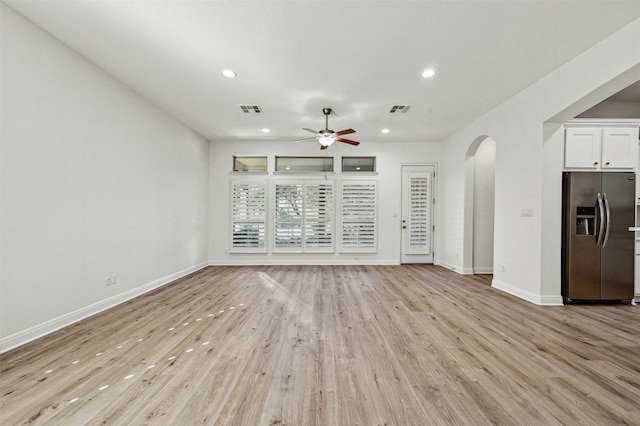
[293,108,360,149]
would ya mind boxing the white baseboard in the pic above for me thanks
[208,259,400,266]
[434,260,473,275]
[473,266,493,274]
[0,262,209,354]
[492,278,564,306]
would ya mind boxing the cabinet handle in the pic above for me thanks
[605,162,610,166]
[594,162,599,165]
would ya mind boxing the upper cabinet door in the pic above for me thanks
[601,127,638,169]
[564,128,601,169]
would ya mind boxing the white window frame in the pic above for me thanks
[339,179,378,253]
[229,179,268,253]
[273,179,335,253]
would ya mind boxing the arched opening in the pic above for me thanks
[464,136,496,275]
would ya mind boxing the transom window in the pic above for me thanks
[233,156,267,172]
[342,157,376,172]
[275,156,333,172]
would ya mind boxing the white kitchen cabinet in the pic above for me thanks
[564,126,638,170]
[601,127,638,169]
[564,128,601,168]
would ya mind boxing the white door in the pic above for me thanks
[401,165,435,264]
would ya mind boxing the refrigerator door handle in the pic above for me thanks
[602,192,611,248]
[596,193,605,246]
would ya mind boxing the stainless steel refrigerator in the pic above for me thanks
[562,172,635,303]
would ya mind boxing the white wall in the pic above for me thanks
[209,140,441,265]
[438,17,640,305]
[0,5,210,351]
[472,138,495,274]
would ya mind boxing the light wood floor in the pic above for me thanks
[1,265,639,425]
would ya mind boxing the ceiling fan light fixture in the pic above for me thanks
[318,136,335,146]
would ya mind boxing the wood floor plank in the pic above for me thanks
[2,265,640,425]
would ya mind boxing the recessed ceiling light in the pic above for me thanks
[261,128,270,133]
[222,69,237,78]
[381,129,390,134]
[421,68,436,78]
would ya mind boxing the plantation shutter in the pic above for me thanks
[341,181,377,252]
[274,180,334,252]
[230,180,267,252]
[304,182,333,251]
[274,183,304,250]
[408,174,431,253]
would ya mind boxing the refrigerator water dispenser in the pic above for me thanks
[576,206,595,236]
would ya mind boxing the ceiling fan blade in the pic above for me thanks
[291,137,317,143]
[320,145,328,150]
[336,128,355,136]
[336,137,360,146]
[303,127,319,134]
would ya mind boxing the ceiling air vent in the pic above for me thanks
[389,105,413,114]
[240,105,263,114]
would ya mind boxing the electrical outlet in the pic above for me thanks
[105,274,118,286]
[520,208,533,217]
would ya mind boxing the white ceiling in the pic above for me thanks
[6,1,640,143]
[607,80,640,102]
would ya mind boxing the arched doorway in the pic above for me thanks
[464,136,496,274]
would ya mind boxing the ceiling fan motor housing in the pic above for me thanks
[295,107,359,148]
[321,108,334,134]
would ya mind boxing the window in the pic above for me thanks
[340,181,377,252]
[342,157,376,172]
[229,156,379,257]
[274,180,334,252]
[230,180,267,252]
[275,156,333,172]
[233,156,267,172]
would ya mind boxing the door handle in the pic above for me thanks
[596,193,605,246]
[602,192,611,248]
